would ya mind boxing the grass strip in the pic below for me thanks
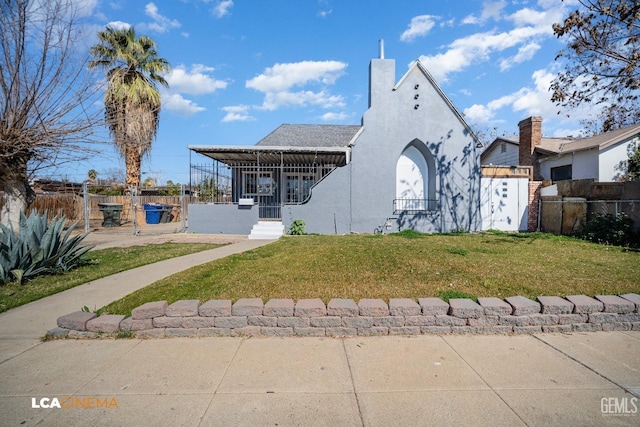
[101,232,640,317]
[0,242,224,313]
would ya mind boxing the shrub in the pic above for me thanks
[0,212,93,285]
[288,219,306,235]
[580,212,637,247]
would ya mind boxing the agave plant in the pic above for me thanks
[0,212,93,285]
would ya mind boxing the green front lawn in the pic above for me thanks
[101,232,640,317]
[0,243,224,313]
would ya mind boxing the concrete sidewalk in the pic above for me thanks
[0,333,638,426]
[0,230,639,426]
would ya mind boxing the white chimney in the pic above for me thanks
[379,39,384,59]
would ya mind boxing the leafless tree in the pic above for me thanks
[0,0,103,228]
[550,0,639,132]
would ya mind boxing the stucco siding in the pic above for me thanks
[342,60,481,233]
[188,204,258,234]
[599,136,637,181]
[539,149,598,181]
[285,165,352,234]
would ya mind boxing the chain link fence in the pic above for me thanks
[3,185,191,236]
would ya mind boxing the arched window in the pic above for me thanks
[395,141,435,211]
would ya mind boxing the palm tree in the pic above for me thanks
[89,26,170,189]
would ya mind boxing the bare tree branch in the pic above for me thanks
[0,0,104,227]
[551,0,640,131]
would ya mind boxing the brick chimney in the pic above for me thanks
[518,116,542,179]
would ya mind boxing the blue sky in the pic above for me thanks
[59,0,590,185]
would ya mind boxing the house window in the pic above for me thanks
[500,142,507,153]
[551,165,572,181]
[285,173,315,203]
[242,171,273,196]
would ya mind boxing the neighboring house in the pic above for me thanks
[188,47,482,236]
[480,117,640,233]
[481,117,640,182]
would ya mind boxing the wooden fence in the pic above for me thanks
[0,194,193,225]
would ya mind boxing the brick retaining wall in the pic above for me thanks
[49,294,640,339]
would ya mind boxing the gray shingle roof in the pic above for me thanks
[552,124,640,154]
[255,124,362,148]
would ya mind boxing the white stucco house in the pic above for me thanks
[188,46,483,237]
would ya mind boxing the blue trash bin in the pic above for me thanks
[143,203,163,224]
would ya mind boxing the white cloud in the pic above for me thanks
[247,61,346,92]
[419,2,561,83]
[212,0,233,18]
[462,68,561,125]
[141,2,180,33]
[400,15,438,42]
[105,20,130,31]
[221,60,347,122]
[499,42,541,71]
[163,93,206,116]
[221,105,255,122]
[462,0,507,25]
[165,64,228,95]
[318,9,332,18]
[511,69,558,116]
[319,112,349,121]
[440,19,455,28]
[261,90,345,111]
[463,104,495,123]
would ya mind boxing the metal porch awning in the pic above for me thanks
[188,145,351,166]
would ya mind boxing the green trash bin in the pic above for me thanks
[98,203,123,227]
[143,203,163,224]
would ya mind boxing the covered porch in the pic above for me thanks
[188,145,350,222]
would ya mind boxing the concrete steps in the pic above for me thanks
[248,221,285,240]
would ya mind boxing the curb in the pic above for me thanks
[49,293,640,339]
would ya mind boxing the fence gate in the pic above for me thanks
[480,178,529,231]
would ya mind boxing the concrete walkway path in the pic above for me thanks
[0,237,274,359]
[0,230,639,426]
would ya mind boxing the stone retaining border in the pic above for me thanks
[49,294,640,339]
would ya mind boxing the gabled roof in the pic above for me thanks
[255,124,362,148]
[480,136,572,157]
[394,61,481,146]
[480,136,518,156]
[548,124,640,155]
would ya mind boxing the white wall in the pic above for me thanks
[539,149,599,181]
[480,178,529,231]
[599,136,638,181]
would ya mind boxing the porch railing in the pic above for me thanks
[393,198,438,213]
[259,204,282,220]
